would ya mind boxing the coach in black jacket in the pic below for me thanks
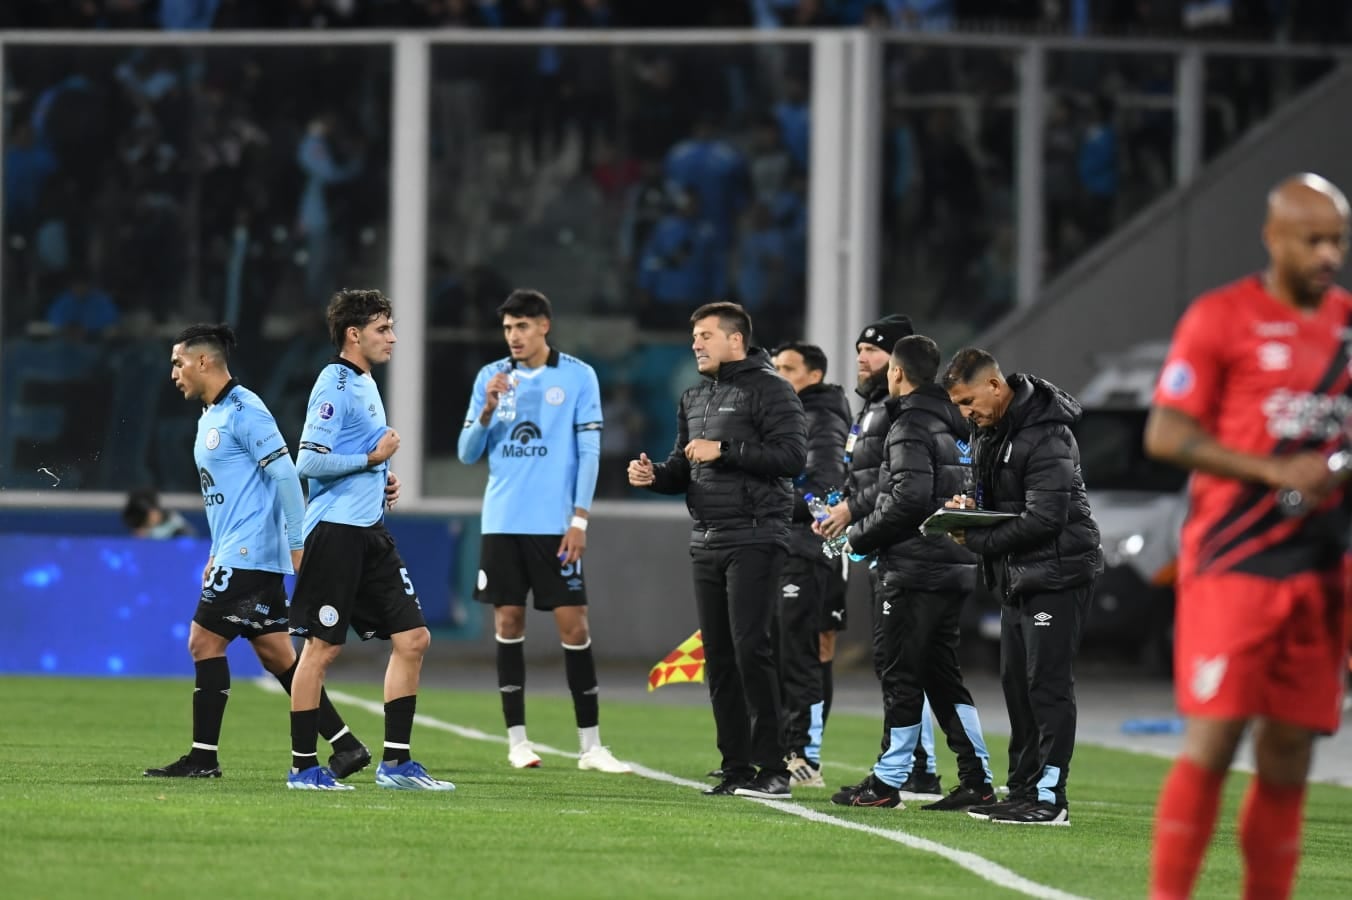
[628,302,807,801]
[941,348,1102,826]
[770,341,851,787]
[829,336,996,810]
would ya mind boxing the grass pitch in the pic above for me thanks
[1,676,1349,899]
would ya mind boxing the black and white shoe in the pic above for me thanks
[921,783,995,812]
[897,771,943,801]
[733,770,792,800]
[144,754,221,778]
[988,800,1070,826]
[968,797,1033,820]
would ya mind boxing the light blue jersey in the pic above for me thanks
[457,348,602,535]
[296,358,390,533]
[195,380,305,574]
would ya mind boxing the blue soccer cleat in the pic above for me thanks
[375,759,456,791]
[287,765,355,791]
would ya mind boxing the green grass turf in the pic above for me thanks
[0,676,1348,899]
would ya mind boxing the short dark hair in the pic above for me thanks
[121,487,161,530]
[691,301,753,345]
[327,288,393,350]
[891,335,940,386]
[173,323,236,361]
[498,289,552,320]
[773,341,828,377]
[941,347,1002,390]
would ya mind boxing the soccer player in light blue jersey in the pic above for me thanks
[458,289,630,774]
[144,323,370,781]
[286,289,453,792]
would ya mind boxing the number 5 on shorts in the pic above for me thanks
[399,567,415,595]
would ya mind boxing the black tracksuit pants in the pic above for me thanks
[691,543,788,775]
[774,554,828,756]
[869,566,932,775]
[872,579,993,789]
[1000,582,1095,808]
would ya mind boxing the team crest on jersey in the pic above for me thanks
[1159,360,1194,397]
[204,428,220,450]
[1256,341,1291,371]
[319,402,335,421]
[545,386,566,406]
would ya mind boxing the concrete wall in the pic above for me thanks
[982,64,1352,392]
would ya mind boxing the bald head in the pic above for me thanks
[1262,173,1349,308]
[1267,173,1350,224]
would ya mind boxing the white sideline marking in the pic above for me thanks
[258,680,1085,900]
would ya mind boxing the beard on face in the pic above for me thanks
[857,365,888,393]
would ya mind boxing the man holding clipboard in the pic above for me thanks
[940,348,1103,826]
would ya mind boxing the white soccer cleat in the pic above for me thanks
[786,755,825,788]
[508,740,542,769]
[577,745,633,774]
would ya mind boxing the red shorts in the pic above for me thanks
[1175,570,1347,734]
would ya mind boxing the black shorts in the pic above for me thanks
[474,533,587,610]
[290,521,427,645]
[195,567,290,640]
[823,554,849,632]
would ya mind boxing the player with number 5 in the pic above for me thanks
[285,289,454,791]
[145,323,370,783]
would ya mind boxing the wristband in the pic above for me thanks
[570,515,589,532]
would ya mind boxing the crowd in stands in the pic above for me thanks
[0,1,1344,495]
[0,1,1348,44]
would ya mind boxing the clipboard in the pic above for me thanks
[919,508,1020,537]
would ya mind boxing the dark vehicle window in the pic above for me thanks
[1075,409,1188,494]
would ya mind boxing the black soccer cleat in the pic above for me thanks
[988,800,1070,826]
[144,754,222,778]
[328,743,372,780]
[831,773,902,808]
[921,783,995,812]
[733,770,792,800]
[897,770,943,799]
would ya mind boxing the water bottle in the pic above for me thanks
[1276,450,1351,516]
[496,365,519,422]
[806,490,851,560]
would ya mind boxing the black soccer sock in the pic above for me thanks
[274,660,359,752]
[290,708,320,772]
[190,657,230,765]
[821,659,834,725]
[319,688,362,753]
[563,640,599,729]
[383,695,416,765]
[496,635,527,729]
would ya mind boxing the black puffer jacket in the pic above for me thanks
[844,375,890,522]
[649,348,808,549]
[964,374,1103,597]
[846,384,978,592]
[788,382,852,564]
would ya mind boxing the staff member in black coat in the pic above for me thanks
[819,313,942,798]
[628,302,808,800]
[942,348,1102,826]
[771,341,851,788]
[830,336,996,810]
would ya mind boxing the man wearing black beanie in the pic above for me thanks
[819,313,944,800]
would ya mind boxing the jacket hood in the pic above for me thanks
[888,382,970,434]
[800,381,851,429]
[1006,373,1082,429]
[710,346,776,381]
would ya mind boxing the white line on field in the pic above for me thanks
[259,680,1085,900]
